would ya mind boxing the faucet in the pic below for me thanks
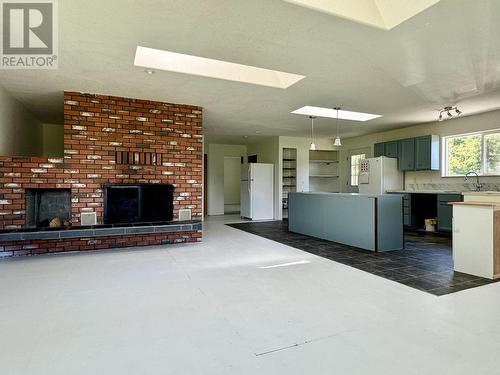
[464,171,483,192]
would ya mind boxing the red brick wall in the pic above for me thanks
[0,92,203,230]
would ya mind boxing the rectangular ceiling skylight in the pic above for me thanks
[291,106,381,121]
[134,46,305,89]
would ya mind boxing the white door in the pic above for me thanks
[224,157,241,214]
[345,148,370,193]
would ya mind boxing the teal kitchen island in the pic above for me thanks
[288,192,403,252]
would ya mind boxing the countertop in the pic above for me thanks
[387,190,463,194]
[449,201,500,210]
[290,192,382,198]
[388,190,500,195]
[462,191,500,195]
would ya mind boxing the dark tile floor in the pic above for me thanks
[227,220,498,296]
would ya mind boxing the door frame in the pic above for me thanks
[345,147,370,193]
[204,154,208,217]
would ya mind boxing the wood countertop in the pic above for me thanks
[449,201,500,210]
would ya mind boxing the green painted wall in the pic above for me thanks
[42,123,64,157]
[0,85,42,156]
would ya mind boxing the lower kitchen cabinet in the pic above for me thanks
[437,194,463,232]
[389,192,463,232]
[402,193,412,226]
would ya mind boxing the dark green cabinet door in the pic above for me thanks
[374,143,385,157]
[385,140,400,158]
[437,204,453,232]
[403,193,412,226]
[437,194,462,232]
[400,138,415,171]
[415,136,431,170]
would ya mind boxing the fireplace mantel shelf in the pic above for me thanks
[0,221,202,242]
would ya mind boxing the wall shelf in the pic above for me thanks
[309,160,339,164]
[282,148,298,218]
[309,150,340,193]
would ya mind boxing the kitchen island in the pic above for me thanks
[288,192,403,252]
[452,196,500,279]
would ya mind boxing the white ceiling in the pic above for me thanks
[1,0,500,144]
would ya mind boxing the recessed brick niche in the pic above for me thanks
[0,92,203,256]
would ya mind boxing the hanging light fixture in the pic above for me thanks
[309,116,316,150]
[333,107,342,146]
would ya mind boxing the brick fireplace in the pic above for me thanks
[0,92,203,256]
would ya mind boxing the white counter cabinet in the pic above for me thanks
[452,202,500,279]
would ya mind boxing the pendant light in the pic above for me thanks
[309,116,316,150]
[333,107,342,146]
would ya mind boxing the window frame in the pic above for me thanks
[442,128,500,177]
[350,153,366,186]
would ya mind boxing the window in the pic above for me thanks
[443,129,500,176]
[350,153,366,186]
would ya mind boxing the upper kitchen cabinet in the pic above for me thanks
[385,140,400,158]
[400,138,415,171]
[374,142,385,157]
[374,141,398,158]
[373,135,440,171]
[415,135,440,171]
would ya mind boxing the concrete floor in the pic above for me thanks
[1,215,500,374]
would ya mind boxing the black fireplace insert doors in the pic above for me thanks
[103,184,174,224]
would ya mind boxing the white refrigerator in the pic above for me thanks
[358,156,403,195]
[240,163,274,220]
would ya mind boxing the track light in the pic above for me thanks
[438,106,462,122]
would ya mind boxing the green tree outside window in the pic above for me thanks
[446,135,482,176]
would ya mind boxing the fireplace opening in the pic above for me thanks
[26,189,71,228]
[104,184,174,224]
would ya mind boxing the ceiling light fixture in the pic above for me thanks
[333,107,342,147]
[309,116,316,151]
[291,106,381,121]
[134,46,306,89]
[438,106,462,121]
[145,68,155,75]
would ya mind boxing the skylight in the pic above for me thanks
[291,106,381,121]
[283,0,441,30]
[134,46,306,89]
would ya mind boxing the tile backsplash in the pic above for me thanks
[404,171,500,192]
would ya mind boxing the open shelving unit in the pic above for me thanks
[282,148,297,219]
[309,150,339,193]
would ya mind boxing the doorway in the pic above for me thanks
[345,147,370,193]
[224,156,241,214]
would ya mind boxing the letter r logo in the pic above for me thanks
[2,2,53,54]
